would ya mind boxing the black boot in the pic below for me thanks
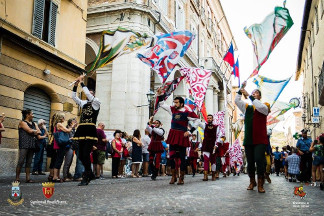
[151,167,157,181]
[78,173,89,186]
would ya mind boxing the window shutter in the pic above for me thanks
[32,0,45,39]
[48,1,58,46]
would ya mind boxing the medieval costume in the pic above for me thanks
[235,91,270,193]
[188,139,200,177]
[160,102,199,185]
[219,141,230,176]
[72,83,100,186]
[198,122,221,181]
[146,124,165,180]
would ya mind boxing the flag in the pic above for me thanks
[223,42,235,67]
[213,111,225,137]
[201,102,208,122]
[229,139,243,171]
[197,127,204,140]
[184,98,197,112]
[180,67,212,110]
[137,31,195,83]
[244,7,294,78]
[232,58,240,86]
[153,76,184,114]
[87,27,152,72]
[253,75,291,107]
[266,100,297,129]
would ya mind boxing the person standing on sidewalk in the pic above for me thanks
[141,129,151,177]
[72,74,101,186]
[159,96,200,185]
[235,82,270,193]
[146,116,165,180]
[94,123,108,179]
[32,119,48,175]
[296,129,313,183]
[273,147,282,176]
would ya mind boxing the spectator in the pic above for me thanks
[273,147,282,176]
[118,132,128,177]
[160,137,168,176]
[52,113,76,182]
[141,129,151,177]
[0,113,5,145]
[309,137,324,187]
[32,119,48,175]
[94,123,108,179]
[62,118,77,182]
[111,130,123,178]
[16,109,41,183]
[296,129,313,182]
[282,146,288,179]
[286,147,300,182]
[132,129,143,178]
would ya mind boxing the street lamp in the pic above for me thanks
[146,90,155,104]
[146,90,155,117]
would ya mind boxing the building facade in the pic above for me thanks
[86,0,237,142]
[296,0,324,140]
[0,0,88,175]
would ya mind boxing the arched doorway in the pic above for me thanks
[23,87,51,172]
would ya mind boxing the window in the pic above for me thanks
[321,0,324,18]
[175,1,185,30]
[315,7,319,34]
[311,22,315,46]
[32,0,58,46]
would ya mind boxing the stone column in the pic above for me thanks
[218,92,225,111]
[205,86,214,115]
[213,89,219,113]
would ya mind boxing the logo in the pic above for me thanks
[42,182,55,199]
[294,186,306,198]
[7,181,24,206]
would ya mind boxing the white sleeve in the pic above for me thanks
[252,98,269,115]
[152,127,165,137]
[159,101,172,115]
[234,93,247,114]
[146,125,153,134]
[215,126,222,144]
[82,86,101,110]
[188,117,201,130]
[72,91,87,108]
[197,121,206,129]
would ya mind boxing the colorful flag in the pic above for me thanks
[244,7,294,78]
[87,27,152,72]
[253,75,291,107]
[197,127,204,140]
[137,31,195,83]
[223,42,235,67]
[153,76,184,114]
[266,100,298,129]
[201,102,208,122]
[232,58,240,86]
[180,67,212,110]
[184,98,197,112]
[229,139,243,172]
[213,111,225,137]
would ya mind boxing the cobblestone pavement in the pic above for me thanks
[0,173,323,215]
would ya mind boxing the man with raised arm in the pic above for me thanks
[235,81,270,193]
[72,74,101,186]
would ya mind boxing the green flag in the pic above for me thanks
[244,7,294,79]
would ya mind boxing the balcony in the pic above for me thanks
[199,57,222,80]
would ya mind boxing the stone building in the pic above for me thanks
[296,0,324,139]
[0,0,88,175]
[86,0,237,142]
